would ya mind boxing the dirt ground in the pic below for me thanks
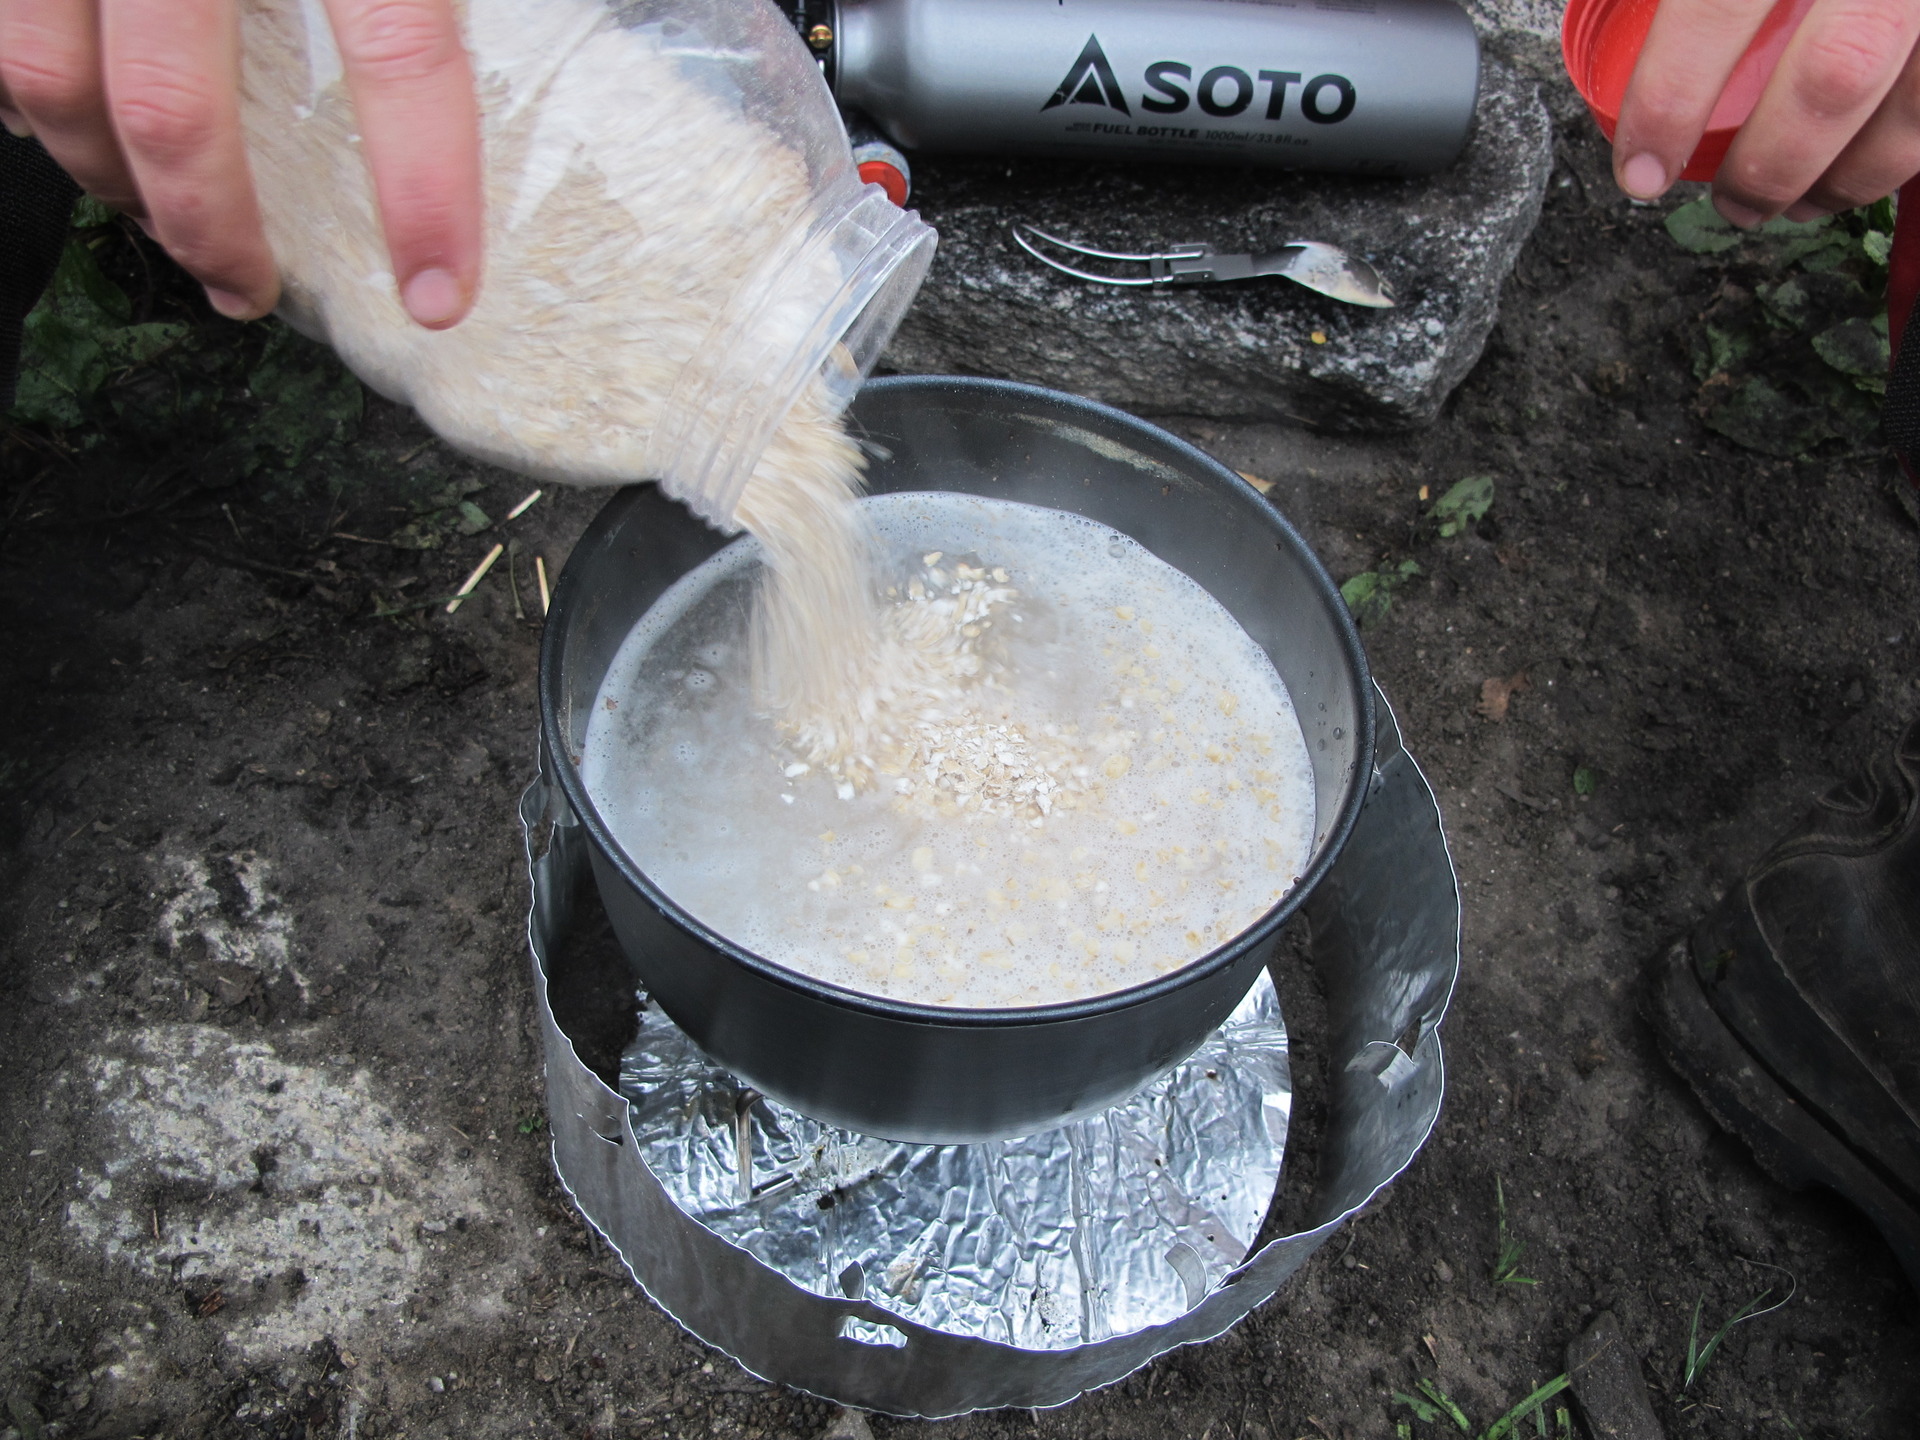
[5,96,1920,1440]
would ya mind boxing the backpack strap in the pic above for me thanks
[1884,181,1920,474]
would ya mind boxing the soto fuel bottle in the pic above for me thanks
[786,0,1481,178]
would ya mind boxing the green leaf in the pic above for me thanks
[49,234,132,324]
[1340,559,1422,627]
[1813,315,1890,378]
[1758,212,1830,239]
[1863,229,1894,267]
[7,225,186,428]
[1702,323,1754,378]
[387,518,448,551]
[71,195,117,229]
[101,321,189,368]
[1416,1378,1473,1435]
[1393,1390,1445,1424]
[1572,766,1597,797]
[455,500,493,535]
[10,310,109,425]
[1781,230,1855,272]
[1665,197,1741,254]
[1756,279,1809,331]
[1481,1375,1571,1440]
[1430,475,1494,538]
[245,324,364,469]
[1684,1285,1784,1389]
[1492,1177,1538,1285]
[1865,194,1897,235]
[1341,571,1382,616]
[7,369,88,429]
[1703,376,1835,458]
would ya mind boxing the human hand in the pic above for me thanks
[1611,0,1920,226]
[0,0,483,327]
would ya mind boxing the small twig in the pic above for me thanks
[446,543,505,614]
[535,555,551,615]
[15,466,212,533]
[332,531,406,547]
[395,439,436,464]
[505,488,543,521]
[372,593,462,618]
[166,530,320,583]
[222,503,243,540]
[310,491,347,549]
[507,540,526,620]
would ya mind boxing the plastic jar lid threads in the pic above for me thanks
[1562,0,1816,182]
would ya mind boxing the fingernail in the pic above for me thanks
[1620,152,1668,199]
[206,287,259,320]
[402,267,465,328]
[1783,201,1830,223]
[1713,196,1765,229]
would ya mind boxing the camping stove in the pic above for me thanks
[522,690,1457,1417]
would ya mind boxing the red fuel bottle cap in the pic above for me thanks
[858,159,909,208]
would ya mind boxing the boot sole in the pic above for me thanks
[1649,940,1920,1292]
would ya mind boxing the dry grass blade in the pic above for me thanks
[446,542,505,614]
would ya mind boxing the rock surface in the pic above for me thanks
[880,56,1552,429]
[1567,1311,1668,1440]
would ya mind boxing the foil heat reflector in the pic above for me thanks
[524,691,1457,1417]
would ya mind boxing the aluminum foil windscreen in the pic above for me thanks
[618,974,1290,1350]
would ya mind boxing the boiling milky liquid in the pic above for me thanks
[583,494,1316,1009]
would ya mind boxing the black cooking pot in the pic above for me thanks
[540,377,1373,1142]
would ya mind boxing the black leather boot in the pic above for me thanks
[1650,719,1920,1289]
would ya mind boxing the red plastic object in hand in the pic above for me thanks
[1562,0,1817,181]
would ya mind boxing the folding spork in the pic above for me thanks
[1011,223,1396,308]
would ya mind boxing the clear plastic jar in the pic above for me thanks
[238,0,936,528]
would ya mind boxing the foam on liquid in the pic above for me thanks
[583,494,1316,1009]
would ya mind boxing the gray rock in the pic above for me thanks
[880,55,1551,429]
[1463,0,1565,49]
[1567,1311,1667,1440]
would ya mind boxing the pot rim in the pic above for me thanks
[539,375,1375,1030]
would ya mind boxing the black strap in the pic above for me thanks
[1890,291,1920,466]
[0,130,83,412]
